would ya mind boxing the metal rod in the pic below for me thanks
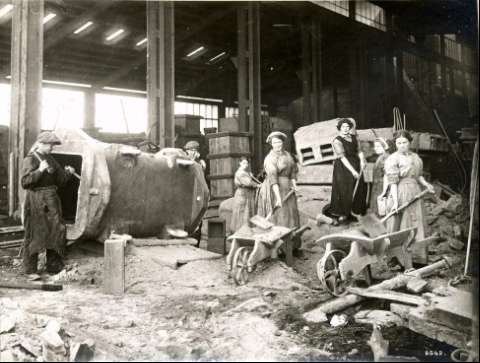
[465,140,479,276]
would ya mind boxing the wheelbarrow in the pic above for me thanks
[226,224,310,285]
[315,226,418,296]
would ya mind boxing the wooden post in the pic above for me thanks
[247,2,262,174]
[104,238,126,295]
[83,89,96,130]
[146,1,175,148]
[9,0,44,217]
[440,35,447,93]
[301,19,311,126]
[311,18,322,122]
[237,5,248,132]
[385,10,395,119]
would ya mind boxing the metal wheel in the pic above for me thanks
[232,247,251,286]
[316,249,351,296]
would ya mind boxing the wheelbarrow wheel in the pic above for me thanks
[232,247,250,286]
[316,249,350,296]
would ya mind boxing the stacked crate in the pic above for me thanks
[206,132,251,200]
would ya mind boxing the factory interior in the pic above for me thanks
[0,1,479,362]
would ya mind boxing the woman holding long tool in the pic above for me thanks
[328,118,367,223]
[230,157,261,233]
[385,130,435,263]
[257,131,300,230]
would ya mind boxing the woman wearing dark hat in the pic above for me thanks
[257,131,300,230]
[328,118,367,223]
[21,131,76,274]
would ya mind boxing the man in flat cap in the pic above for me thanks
[184,140,206,171]
[20,131,76,275]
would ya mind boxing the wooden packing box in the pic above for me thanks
[208,153,252,176]
[206,132,251,155]
[209,176,235,199]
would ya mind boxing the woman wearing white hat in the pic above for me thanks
[256,131,300,230]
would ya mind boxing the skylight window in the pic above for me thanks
[136,37,147,47]
[106,29,125,41]
[0,4,13,18]
[208,52,226,63]
[73,21,93,34]
[187,46,205,58]
[43,13,56,24]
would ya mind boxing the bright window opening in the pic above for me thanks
[95,93,147,133]
[42,88,84,130]
[312,0,349,17]
[355,1,386,32]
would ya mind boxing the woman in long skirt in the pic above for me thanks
[328,118,367,223]
[256,131,300,230]
[385,130,435,263]
[230,157,260,233]
[369,138,390,215]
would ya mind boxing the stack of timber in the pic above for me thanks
[0,225,24,249]
[206,132,251,201]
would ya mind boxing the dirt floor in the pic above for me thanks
[1,209,472,362]
[1,190,475,362]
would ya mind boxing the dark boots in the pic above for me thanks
[23,249,64,274]
[46,249,64,274]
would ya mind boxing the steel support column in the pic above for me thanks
[301,19,311,126]
[311,18,323,122]
[237,6,248,132]
[247,2,262,174]
[9,0,44,217]
[146,1,175,148]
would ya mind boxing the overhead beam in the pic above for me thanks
[98,5,237,87]
[9,0,44,217]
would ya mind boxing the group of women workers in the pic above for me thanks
[230,131,300,234]
[328,118,434,241]
[230,119,434,259]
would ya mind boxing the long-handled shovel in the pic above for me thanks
[250,189,296,230]
[357,189,431,238]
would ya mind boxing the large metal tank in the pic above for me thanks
[51,129,209,242]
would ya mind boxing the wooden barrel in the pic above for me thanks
[206,132,251,200]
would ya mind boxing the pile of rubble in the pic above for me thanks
[425,184,470,258]
[0,297,96,362]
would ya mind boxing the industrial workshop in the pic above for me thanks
[0,0,478,361]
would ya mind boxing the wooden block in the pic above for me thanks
[103,239,126,295]
[406,278,428,294]
[207,218,226,255]
[408,307,470,349]
[424,287,473,333]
